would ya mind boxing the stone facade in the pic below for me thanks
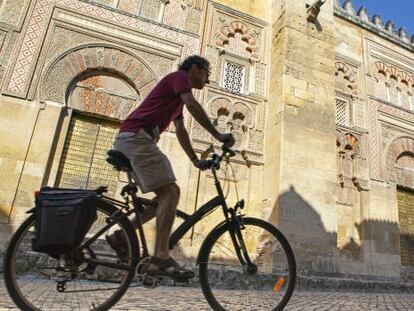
[0,0,413,283]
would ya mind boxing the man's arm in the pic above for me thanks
[174,118,198,164]
[180,91,221,140]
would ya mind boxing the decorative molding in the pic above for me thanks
[2,0,200,98]
[384,135,414,185]
[216,20,258,59]
[38,44,157,105]
[335,61,357,94]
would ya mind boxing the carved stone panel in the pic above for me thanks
[211,12,262,58]
[0,0,29,28]
[255,62,266,96]
[372,61,414,111]
[141,0,161,21]
[204,46,219,83]
[69,74,139,120]
[185,7,202,34]
[39,45,157,105]
[336,130,368,190]
[117,0,140,14]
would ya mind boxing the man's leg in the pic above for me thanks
[152,183,180,259]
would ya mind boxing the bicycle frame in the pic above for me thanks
[80,147,253,270]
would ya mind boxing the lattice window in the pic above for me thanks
[223,61,245,93]
[398,188,414,267]
[336,99,350,127]
[56,113,120,197]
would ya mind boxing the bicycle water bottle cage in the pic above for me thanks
[106,149,132,172]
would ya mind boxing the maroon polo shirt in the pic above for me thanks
[120,70,192,134]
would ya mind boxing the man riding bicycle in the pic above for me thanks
[108,55,235,280]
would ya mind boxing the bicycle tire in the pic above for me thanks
[4,199,139,311]
[198,217,296,311]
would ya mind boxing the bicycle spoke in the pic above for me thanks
[4,202,138,310]
[199,218,296,311]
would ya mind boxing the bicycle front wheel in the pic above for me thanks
[4,200,139,311]
[199,217,296,311]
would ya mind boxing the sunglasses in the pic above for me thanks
[199,66,211,84]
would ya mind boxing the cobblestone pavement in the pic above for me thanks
[1,279,413,311]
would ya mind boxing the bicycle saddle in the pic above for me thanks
[106,149,132,172]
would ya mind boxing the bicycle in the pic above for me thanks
[3,144,296,311]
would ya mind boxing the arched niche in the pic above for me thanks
[38,44,157,109]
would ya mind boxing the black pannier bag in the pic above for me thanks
[32,187,98,255]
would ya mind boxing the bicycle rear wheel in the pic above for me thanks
[4,200,139,311]
[199,217,296,311]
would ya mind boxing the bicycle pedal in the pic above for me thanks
[143,275,162,288]
[137,273,163,288]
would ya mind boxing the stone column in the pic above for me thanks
[266,0,338,274]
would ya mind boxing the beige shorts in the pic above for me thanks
[114,130,176,193]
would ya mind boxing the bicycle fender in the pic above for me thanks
[196,220,229,265]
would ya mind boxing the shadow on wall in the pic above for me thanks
[268,185,408,278]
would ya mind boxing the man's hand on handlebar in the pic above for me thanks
[193,159,211,171]
[218,133,235,147]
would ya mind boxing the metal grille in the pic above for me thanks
[223,61,245,93]
[56,113,119,196]
[398,188,414,267]
[336,99,349,126]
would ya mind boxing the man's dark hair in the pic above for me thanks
[178,55,210,72]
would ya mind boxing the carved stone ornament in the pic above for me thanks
[216,21,258,59]
[384,136,414,185]
[337,131,366,190]
[335,62,357,95]
[39,44,157,108]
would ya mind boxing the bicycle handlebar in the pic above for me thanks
[206,144,237,170]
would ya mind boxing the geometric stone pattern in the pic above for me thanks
[5,0,51,96]
[3,0,200,98]
[204,96,262,153]
[39,45,156,104]
[367,100,381,180]
[163,0,185,29]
